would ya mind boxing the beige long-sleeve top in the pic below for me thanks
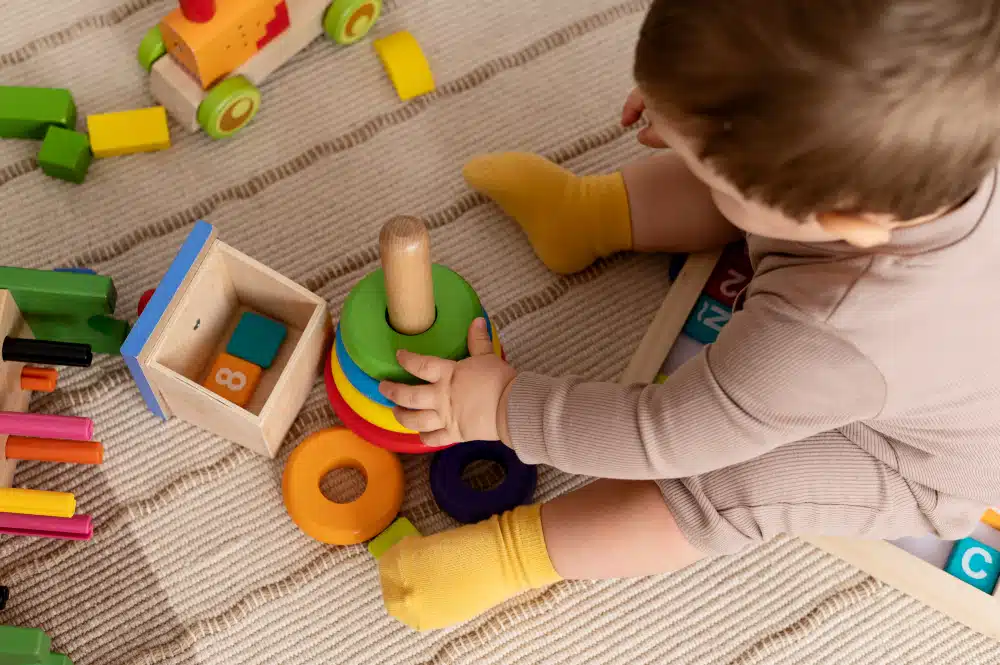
[506,168,1000,509]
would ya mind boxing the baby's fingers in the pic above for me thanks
[379,381,438,410]
[393,407,445,432]
[396,349,451,383]
[419,429,458,448]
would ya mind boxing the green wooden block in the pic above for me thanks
[368,517,420,559]
[0,625,51,665]
[40,654,72,665]
[0,86,76,140]
[0,267,116,319]
[37,127,91,184]
[26,315,130,355]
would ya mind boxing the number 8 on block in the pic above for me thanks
[202,352,262,407]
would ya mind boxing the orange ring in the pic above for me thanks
[282,427,404,545]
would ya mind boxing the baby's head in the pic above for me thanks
[634,0,1000,247]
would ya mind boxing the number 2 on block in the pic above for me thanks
[696,299,730,332]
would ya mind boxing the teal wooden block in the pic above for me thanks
[0,86,76,140]
[944,537,1000,593]
[37,127,91,184]
[368,517,420,559]
[682,294,732,344]
[0,625,50,665]
[226,312,287,369]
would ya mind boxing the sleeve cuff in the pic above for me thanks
[504,371,562,466]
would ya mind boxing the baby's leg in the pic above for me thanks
[378,478,703,631]
[462,151,739,275]
[379,430,958,631]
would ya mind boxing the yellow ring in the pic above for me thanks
[332,348,415,433]
[282,427,403,545]
[372,30,435,101]
[488,314,502,358]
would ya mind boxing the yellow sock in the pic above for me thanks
[462,152,633,274]
[378,504,562,631]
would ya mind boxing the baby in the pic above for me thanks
[374,0,1000,631]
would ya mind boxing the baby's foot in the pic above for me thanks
[462,153,633,274]
[378,504,561,630]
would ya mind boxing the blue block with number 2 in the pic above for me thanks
[944,537,1000,593]
[226,312,287,370]
[682,294,732,344]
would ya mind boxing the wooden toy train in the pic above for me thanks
[137,0,434,139]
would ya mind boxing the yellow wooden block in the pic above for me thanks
[160,0,283,89]
[86,107,171,158]
[373,31,435,101]
[982,508,1000,531]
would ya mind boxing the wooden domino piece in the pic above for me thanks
[201,352,262,407]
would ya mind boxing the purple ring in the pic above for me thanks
[429,440,537,524]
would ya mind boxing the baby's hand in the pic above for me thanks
[378,318,517,448]
[621,87,667,149]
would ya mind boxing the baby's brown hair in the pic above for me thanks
[634,0,1000,220]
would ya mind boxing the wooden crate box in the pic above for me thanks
[122,221,331,458]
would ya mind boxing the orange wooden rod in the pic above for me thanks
[5,436,103,465]
[20,366,57,393]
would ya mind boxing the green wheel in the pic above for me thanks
[324,0,382,45]
[137,25,167,72]
[197,76,261,139]
[340,265,482,384]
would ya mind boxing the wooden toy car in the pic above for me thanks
[137,0,382,139]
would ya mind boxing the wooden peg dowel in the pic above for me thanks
[20,366,57,393]
[379,216,436,335]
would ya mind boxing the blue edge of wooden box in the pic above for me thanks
[120,220,214,421]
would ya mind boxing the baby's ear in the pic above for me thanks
[816,212,892,248]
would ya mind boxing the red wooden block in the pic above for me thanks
[704,242,753,308]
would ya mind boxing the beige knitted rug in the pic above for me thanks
[2,0,999,663]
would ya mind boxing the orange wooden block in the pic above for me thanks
[982,508,1000,531]
[6,436,103,465]
[201,352,262,407]
[20,366,57,392]
[160,0,289,89]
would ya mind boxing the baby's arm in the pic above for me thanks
[503,293,887,478]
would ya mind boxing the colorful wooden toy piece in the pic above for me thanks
[2,337,92,368]
[86,107,170,158]
[703,242,753,308]
[37,127,92,184]
[0,86,76,140]
[944,537,1000,593]
[0,512,93,540]
[430,440,537,524]
[0,268,116,319]
[0,626,74,665]
[373,31,434,101]
[201,352,262,407]
[330,345,414,433]
[19,367,58,393]
[0,487,75,518]
[226,311,287,369]
[159,0,292,89]
[5,437,103,465]
[0,412,94,442]
[982,508,1000,531]
[682,293,732,345]
[282,427,403,545]
[0,585,7,610]
[367,516,419,558]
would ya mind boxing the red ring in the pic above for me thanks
[324,348,451,454]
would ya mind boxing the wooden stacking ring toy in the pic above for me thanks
[335,324,395,407]
[331,337,415,434]
[429,440,537,524]
[325,351,436,454]
[327,216,504,455]
[340,264,482,384]
[334,309,503,408]
[282,427,404,545]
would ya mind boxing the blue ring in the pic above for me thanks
[429,440,537,524]
[335,311,496,408]
[335,322,395,406]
